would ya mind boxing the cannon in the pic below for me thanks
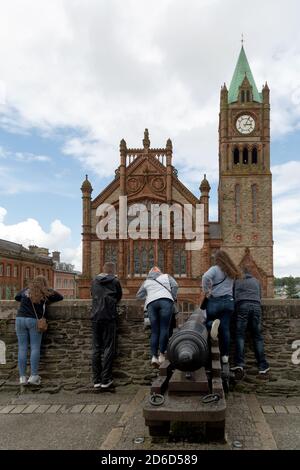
[143,309,228,441]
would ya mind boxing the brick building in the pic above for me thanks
[78,46,274,301]
[0,240,54,300]
[52,251,78,299]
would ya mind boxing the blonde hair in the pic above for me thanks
[28,276,52,303]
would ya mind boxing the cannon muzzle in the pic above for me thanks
[167,309,209,371]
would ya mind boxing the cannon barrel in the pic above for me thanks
[167,309,209,372]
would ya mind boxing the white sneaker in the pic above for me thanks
[151,356,160,366]
[28,375,41,385]
[93,383,101,389]
[158,353,165,364]
[221,355,229,364]
[210,319,220,340]
[101,380,114,389]
[19,376,28,385]
[259,367,270,374]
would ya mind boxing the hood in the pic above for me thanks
[244,273,253,279]
[95,273,116,284]
[147,271,162,280]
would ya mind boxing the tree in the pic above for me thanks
[285,276,298,299]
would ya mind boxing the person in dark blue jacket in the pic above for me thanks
[231,268,269,379]
[15,275,63,386]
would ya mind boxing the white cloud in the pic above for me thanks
[272,162,300,276]
[0,0,300,178]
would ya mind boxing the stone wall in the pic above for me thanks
[0,299,300,395]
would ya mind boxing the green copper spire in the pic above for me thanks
[228,46,262,104]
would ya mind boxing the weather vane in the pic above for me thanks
[241,33,244,45]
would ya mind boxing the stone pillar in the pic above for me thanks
[166,138,173,203]
[78,175,93,299]
[199,175,211,275]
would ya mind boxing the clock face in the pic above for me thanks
[236,115,255,134]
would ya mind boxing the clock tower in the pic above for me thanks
[218,46,273,296]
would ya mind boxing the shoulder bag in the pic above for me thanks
[200,275,227,310]
[31,299,48,333]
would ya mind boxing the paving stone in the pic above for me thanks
[119,404,128,413]
[70,404,85,414]
[22,404,40,414]
[10,405,28,414]
[94,404,108,413]
[261,405,275,414]
[286,405,300,414]
[274,405,287,414]
[106,404,120,413]
[0,405,15,414]
[34,405,51,414]
[81,404,97,413]
[46,405,62,414]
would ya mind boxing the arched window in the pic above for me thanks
[243,147,248,164]
[252,184,258,223]
[246,90,251,102]
[233,147,240,165]
[241,90,245,102]
[235,184,241,224]
[173,243,187,277]
[252,147,258,164]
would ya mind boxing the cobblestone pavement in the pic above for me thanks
[0,387,300,450]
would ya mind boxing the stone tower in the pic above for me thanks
[218,46,274,296]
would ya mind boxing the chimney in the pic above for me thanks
[52,251,61,263]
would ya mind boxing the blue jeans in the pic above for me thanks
[235,302,269,371]
[15,317,43,376]
[206,295,235,356]
[147,298,173,356]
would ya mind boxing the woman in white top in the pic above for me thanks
[137,266,178,366]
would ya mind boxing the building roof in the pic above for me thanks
[228,46,262,104]
[0,238,53,265]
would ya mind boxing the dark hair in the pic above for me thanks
[103,262,116,275]
[214,250,241,280]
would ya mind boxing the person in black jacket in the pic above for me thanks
[15,275,63,386]
[231,268,269,379]
[91,262,122,390]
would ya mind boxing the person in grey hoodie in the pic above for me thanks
[91,262,122,390]
[136,266,178,366]
[231,268,269,378]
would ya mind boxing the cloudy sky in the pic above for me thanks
[0,0,300,276]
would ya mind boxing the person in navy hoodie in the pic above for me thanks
[15,275,63,386]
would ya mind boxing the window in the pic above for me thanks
[0,264,3,276]
[235,184,241,224]
[243,147,248,164]
[252,147,258,164]
[25,267,30,279]
[133,241,155,276]
[252,184,258,223]
[13,266,18,277]
[247,90,251,102]
[241,90,245,102]
[104,243,118,269]
[6,265,11,277]
[173,243,187,277]
[233,147,240,165]
[63,279,68,288]
[6,286,11,300]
